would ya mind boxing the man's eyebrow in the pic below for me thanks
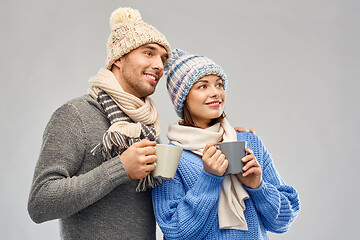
[141,45,157,51]
[141,45,168,59]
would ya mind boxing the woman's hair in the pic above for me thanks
[179,101,226,128]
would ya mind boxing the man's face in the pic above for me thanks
[114,43,168,98]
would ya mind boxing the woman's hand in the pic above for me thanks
[236,148,262,189]
[202,143,229,176]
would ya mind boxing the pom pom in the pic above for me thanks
[110,7,142,28]
[164,49,189,75]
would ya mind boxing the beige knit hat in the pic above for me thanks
[106,7,171,70]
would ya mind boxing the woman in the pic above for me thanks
[152,49,300,239]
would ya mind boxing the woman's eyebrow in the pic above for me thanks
[195,78,222,84]
[194,80,209,84]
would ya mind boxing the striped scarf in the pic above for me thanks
[88,68,162,192]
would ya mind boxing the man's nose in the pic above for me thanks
[152,56,164,71]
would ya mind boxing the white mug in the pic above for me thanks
[151,144,183,179]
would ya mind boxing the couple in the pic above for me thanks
[27,7,300,240]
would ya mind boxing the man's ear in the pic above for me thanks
[113,59,122,69]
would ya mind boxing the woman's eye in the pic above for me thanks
[198,85,206,89]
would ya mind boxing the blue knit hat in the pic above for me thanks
[164,49,228,118]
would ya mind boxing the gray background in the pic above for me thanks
[1,0,359,239]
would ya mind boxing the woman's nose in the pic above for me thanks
[210,86,221,98]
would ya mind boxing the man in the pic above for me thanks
[28,7,171,239]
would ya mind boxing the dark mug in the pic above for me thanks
[216,141,247,175]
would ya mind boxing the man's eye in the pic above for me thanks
[145,52,152,56]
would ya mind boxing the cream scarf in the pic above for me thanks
[88,68,161,191]
[88,68,161,138]
[167,119,249,230]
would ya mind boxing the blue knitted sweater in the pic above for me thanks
[152,131,300,239]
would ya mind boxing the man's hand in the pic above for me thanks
[119,139,157,179]
[202,143,228,176]
[234,127,256,134]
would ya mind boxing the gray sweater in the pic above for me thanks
[28,94,156,239]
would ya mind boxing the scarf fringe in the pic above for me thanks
[91,130,163,192]
[136,175,163,192]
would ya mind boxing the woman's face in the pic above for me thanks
[185,74,226,129]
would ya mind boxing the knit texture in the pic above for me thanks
[92,91,158,158]
[152,131,300,239]
[106,7,171,69]
[88,68,162,191]
[28,95,156,239]
[88,68,161,138]
[92,91,162,192]
[166,119,249,230]
[164,49,228,118]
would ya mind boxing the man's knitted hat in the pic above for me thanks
[165,49,228,118]
[106,7,171,70]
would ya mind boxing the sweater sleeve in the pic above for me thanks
[28,102,130,224]
[152,167,224,240]
[243,134,300,233]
